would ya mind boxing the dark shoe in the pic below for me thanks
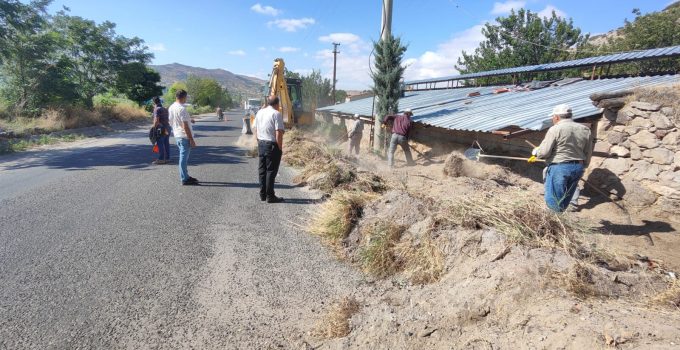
[188,177,199,183]
[266,196,285,203]
[182,180,199,186]
[260,194,267,201]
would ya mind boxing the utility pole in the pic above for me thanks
[375,0,393,152]
[381,0,393,40]
[332,42,340,104]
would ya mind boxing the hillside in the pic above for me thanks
[150,63,266,98]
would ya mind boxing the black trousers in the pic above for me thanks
[258,140,282,199]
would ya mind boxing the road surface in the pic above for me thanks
[0,112,362,349]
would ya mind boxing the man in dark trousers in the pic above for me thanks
[254,96,285,203]
[530,103,593,212]
[383,108,415,167]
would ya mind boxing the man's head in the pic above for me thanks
[353,114,360,120]
[267,95,280,109]
[152,96,162,106]
[551,103,572,124]
[403,108,413,117]
[175,89,188,104]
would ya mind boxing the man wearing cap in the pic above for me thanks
[530,104,593,212]
[383,109,415,167]
[347,114,364,156]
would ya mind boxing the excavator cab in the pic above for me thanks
[263,58,314,127]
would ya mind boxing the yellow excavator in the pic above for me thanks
[252,58,314,127]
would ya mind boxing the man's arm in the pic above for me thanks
[382,115,395,125]
[183,121,196,147]
[535,128,556,160]
[584,132,594,168]
[152,108,159,127]
[276,130,284,150]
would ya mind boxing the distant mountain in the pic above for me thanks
[150,63,266,98]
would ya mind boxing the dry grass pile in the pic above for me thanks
[308,191,373,249]
[652,280,680,308]
[439,195,598,260]
[311,296,360,339]
[632,84,680,125]
[359,222,406,278]
[394,233,445,284]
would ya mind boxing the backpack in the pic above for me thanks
[148,126,162,144]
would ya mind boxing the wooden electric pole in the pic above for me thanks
[332,42,340,104]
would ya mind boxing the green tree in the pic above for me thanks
[186,75,227,108]
[163,81,187,104]
[456,9,590,82]
[334,90,348,103]
[371,34,407,149]
[301,70,332,111]
[600,5,680,74]
[115,62,163,106]
[52,13,153,107]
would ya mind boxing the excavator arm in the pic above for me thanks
[268,58,294,125]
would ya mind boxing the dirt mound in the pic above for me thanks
[443,152,512,181]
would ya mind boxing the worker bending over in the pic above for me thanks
[530,104,593,212]
[383,109,415,167]
[347,114,364,156]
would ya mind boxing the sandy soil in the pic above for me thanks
[298,134,680,349]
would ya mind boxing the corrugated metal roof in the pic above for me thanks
[318,75,680,132]
[405,45,680,85]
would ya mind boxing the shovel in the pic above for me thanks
[464,148,545,162]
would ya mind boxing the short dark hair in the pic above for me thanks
[175,89,188,100]
[267,95,279,106]
[152,96,162,105]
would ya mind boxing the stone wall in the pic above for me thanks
[589,93,679,217]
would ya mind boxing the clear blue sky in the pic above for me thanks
[48,0,675,90]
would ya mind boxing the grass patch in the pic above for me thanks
[561,263,600,299]
[359,222,406,278]
[311,296,360,339]
[652,280,680,309]
[308,191,372,249]
[439,195,598,261]
[1,134,85,154]
[395,234,445,284]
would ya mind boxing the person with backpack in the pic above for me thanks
[152,97,171,165]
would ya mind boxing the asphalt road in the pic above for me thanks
[0,112,362,349]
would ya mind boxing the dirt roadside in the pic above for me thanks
[286,128,680,349]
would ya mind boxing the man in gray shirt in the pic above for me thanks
[254,96,285,203]
[347,114,364,156]
[531,103,593,212]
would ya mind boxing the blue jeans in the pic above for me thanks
[387,133,414,167]
[157,135,170,161]
[544,162,584,212]
[176,138,191,182]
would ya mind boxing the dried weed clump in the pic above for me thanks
[394,234,445,284]
[311,296,360,339]
[440,195,597,260]
[359,222,406,278]
[652,280,680,309]
[308,191,373,249]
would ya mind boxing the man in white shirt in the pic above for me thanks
[254,96,285,203]
[168,89,198,185]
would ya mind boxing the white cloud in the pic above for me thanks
[250,3,280,16]
[318,32,370,54]
[268,18,315,32]
[538,5,567,19]
[403,24,486,81]
[149,43,167,52]
[228,49,247,56]
[319,33,361,44]
[314,47,372,90]
[258,46,267,52]
[491,0,526,15]
[278,46,300,53]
